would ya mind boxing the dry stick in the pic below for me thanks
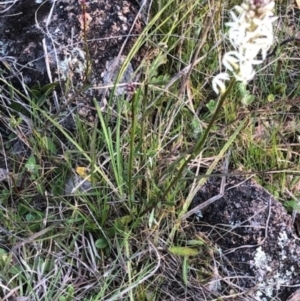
[45,0,56,27]
[0,0,18,13]
[80,0,91,86]
[184,169,300,181]
[42,38,60,111]
[178,9,216,98]
[180,150,231,220]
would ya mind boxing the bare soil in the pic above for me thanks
[189,175,300,301]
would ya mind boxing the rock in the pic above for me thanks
[190,175,300,301]
[102,56,135,97]
[0,0,146,113]
[64,173,94,194]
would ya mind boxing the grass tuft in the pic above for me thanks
[1,0,300,300]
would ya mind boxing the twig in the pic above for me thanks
[42,38,59,111]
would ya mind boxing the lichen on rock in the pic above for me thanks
[0,0,146,115]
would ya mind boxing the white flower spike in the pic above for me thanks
[212,0,277,95]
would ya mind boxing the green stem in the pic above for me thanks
[140,78,236,216]
[128,91,138,205]
[162,79,236,199]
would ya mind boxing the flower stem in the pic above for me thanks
[161,79,236,199]
[140,78,236,216]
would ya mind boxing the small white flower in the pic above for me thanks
[226,10,246,28]
[226,12,249,48]
[235,62,256,83]
[228,27,248,49]
[212,73,230,95]
[241,45,262,61]
[222,51,240,72]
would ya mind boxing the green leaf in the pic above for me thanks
[267,94,275,102]
[41,82,58,95]
[285,200,300,211]
[26,213,35,221]
[191,117,202,137]
[168,246,200,257]
[274,83,286,95]
[241,93,255,105]
[114,215,132,230]
[28,222,41,232]
[18,204,28,215]
[0,248,8,264]
[186,239,205,246]
[206,99,217,114]
[25,156,38,174]
[43,136,57,155]
[118,215,132,225]
[95,238,108,249]
[182,257,188,285]
[8,265,22,276]
[237,82,248,95]
[238,82,255,105]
